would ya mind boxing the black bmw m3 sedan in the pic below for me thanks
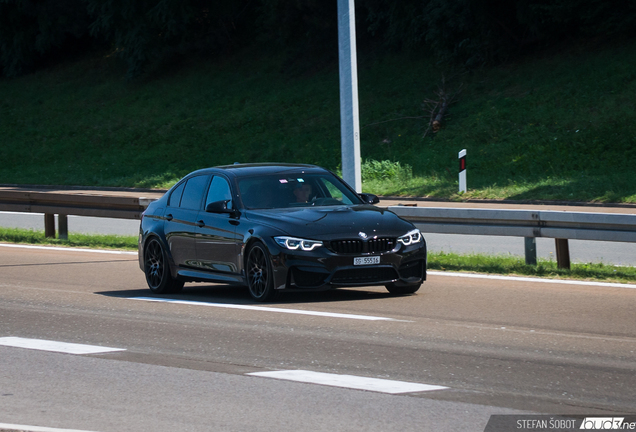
[139,163,427,301]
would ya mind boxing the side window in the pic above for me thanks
[180,175,209,210]
[205,176,233,209]
[321,178,354,204]
[168,181,185,207]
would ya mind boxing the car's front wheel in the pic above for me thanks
[144,238,184,294]
[246,241,277,302]
[385,282,421,295]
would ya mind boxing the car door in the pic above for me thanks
[164,174,209,268]
[195,175,242,274]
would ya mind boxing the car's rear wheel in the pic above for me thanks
[385,282,421,295]
[246,242,277,302]
[144,238,184,294]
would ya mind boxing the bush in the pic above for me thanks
[361,160,413,182]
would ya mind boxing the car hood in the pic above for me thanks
[243,205,414,239]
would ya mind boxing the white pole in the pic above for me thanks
[337,0,362,192]
[458,149,467,193]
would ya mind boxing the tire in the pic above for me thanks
[385,282,421,295]
[246,241,277,302]
[144,238,184,294]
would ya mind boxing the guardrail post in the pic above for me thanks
[58,214,68,240]
[44,214,56,238]
[555,238,571,269]
[524,237,537,265]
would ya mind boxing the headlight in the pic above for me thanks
[398,229,422,246]
[274,236,323,251]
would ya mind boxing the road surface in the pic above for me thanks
[1,244,634,431]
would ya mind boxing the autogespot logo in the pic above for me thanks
[580,418,631,430]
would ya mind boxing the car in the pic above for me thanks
[138,163,427,301]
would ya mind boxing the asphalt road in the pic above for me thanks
[2,209,636,266]
[1,245,634,431]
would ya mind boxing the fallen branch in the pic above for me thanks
[422,75,463,138]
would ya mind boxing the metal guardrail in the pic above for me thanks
[389,206,636,268]
[1,189,634,269]
[0,190,155,239]
[388,206,636,242]
[0,190,154,219]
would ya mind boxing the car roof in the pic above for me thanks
[188,163,329,178]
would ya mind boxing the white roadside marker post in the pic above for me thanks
[458,149,467,193]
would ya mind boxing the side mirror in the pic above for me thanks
[359,193,380,204]
[206,200,235,214]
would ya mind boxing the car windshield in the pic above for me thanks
[238,172,362,209]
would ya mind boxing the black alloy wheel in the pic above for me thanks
[144,238,184,294]
[246,242,277,302]
[385,282,421,295]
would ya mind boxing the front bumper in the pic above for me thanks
[265,239,427,290]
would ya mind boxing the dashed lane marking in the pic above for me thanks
[247,370,448,394]
[0,337,126,355]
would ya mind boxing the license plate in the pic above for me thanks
[354,256,380,266]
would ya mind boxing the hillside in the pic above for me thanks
[1,39,635,202]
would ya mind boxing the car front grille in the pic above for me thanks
[329,238,396,254]
[368,238,396,253]
[331,267,398,285]
[330,240,363,254]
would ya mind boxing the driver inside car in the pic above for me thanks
[293,183,313,203]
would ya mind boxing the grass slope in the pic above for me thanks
[1,40,635,202]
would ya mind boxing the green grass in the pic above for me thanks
[1,227,635,284]
[1,39,636,202]
[429,251,636,284]
[0,227,138,250]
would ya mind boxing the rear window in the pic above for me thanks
[168,182,185,207]
[179,175,209,210]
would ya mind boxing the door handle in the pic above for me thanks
[196,220,205,228]
[165,214,173,221]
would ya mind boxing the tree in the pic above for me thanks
[0,0,89,77]
[86,0,255,79]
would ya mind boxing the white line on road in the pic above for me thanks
[247,370,448,394]
[0,423,97,432]
[0,243,137,255]
[429,270,636,289]
[0,337,126,355]
[130,297,408,321]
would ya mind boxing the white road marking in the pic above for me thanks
[0,423,97,432]
[247,370,448,394]
[429,270,636,289]
[0,337,125,355]
[0,243,136,255]
[130,297,407,321]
